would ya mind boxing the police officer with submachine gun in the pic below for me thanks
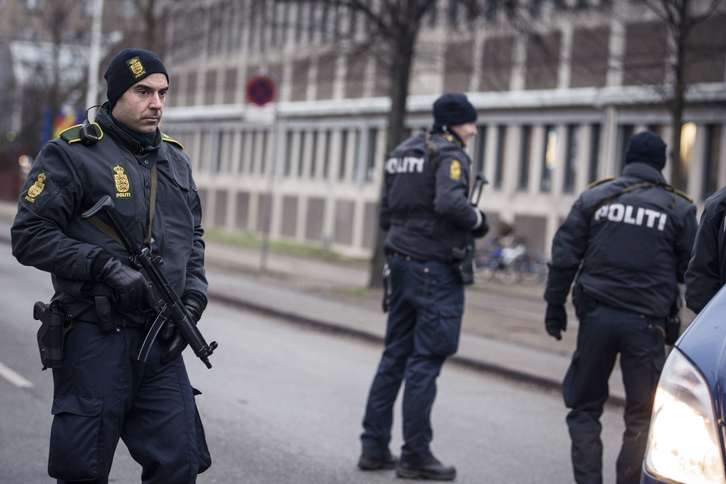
[544,131,697,484]
[358,93,488,481]
[12,48,213,483]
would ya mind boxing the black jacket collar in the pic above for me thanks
[622,162,666,184]
[96,106,162,157]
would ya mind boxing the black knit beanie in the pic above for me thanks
[104,48,168,109]
[433,93,477,127]
[625,131,667,171]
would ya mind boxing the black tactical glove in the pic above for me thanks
[160,291,207,364]
[472,210,489,238]
[95,256,148,311]
[545,304,567,341]
[665,299,682,345]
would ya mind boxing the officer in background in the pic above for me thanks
[11,49,210,483]
[358,93,488,481]
[685,187,726,313]
[544,131,697,484]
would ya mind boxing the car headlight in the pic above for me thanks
[644,348,725,483]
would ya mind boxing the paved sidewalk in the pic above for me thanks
[0,200,625,403]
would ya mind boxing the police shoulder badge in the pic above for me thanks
[127,56,146,79]
[113,165,132,198]
[450,160,462,181]
[25,172,46,203]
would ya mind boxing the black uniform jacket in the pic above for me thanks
[11,109,207,323]
[380,132,480,262]
[685,187,726,313]
[545,162,697,318]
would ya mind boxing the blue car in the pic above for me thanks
[641,288,726,483]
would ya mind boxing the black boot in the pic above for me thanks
[358,448,397,471]
[396,455,456,481]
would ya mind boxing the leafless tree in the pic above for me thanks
[642,0,724,188]
[279,0,528,286]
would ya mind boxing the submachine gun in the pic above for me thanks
[453,174,486,285]
[82,195,218,368]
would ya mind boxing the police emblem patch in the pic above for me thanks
[450,160,462,181]
[127,57,146,79]
[113,165,132,198]
[25,172,46,203]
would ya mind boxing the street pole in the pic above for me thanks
[85,0,104,122]
[259,101,279,273]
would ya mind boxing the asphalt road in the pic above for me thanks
[0,244,626,484]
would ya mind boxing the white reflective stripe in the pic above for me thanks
[0,361,33,388]
[473,208,482,229]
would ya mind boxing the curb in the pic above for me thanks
[208,290,625,407]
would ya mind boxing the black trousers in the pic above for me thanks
[361,255,463,462]
[563,298,665,484]
[48,322,211,484]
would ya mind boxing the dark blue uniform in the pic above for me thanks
[361,131,485,466]
[545,162,697,484]
[11,107,210,483]
[685,187,726,313]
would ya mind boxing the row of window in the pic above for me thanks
[166,0,614,63]
[169,121,724,200]
[175,126,382,185]
[167,11,726,108]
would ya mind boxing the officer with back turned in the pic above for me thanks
[357,93,488,481]
[11,48,210,483]
[544,131,697,484]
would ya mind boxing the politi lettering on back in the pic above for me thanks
[113,165,132,198]
[594,203,668,231]
[385,157,424,174]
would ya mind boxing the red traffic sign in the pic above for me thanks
[245,75,276,106]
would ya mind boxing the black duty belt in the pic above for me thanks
[386,250,426,263]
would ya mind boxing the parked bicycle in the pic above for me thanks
[475,240,548,285]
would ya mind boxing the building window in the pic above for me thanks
[474,125,487,176]
[323,130,332,179]
[259,130,269,175]
[270,0,279,47]
[338,129,349,181]
[307,2,316,42]
[672,122,697,191]
[366,127,378,182]
[448,1,459,28]
[427,1,438,28]
[212,132,223,173]
[349,8,358,38]
[185,71,198,106]
[280,3,290,46]
[284,130,294,177]
[588,124,601,183]
[494,125,507,189]
[702,124,722,200]
[563,124,579,194]
[198,130,210,173]
[518,125,532,191]
[237,131,247,173]
[352,129,363,183]
[618,124,635,173]
[321,2,330,42]
[250,131,259,174]
[540,125,558,193]
[295,3,304,43]
[310,131,319,178]
[298,131,307,177]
